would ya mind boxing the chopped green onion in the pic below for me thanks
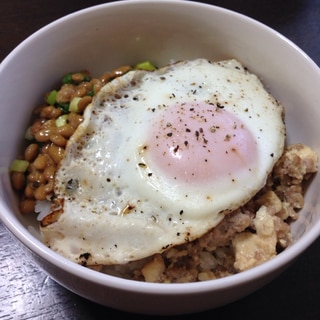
[81,73,91,82]
[24,126,34,140]
[135,61,157,71]
[46,90,57,105]
[57,102,70,112]
[62,73,73,84]
[55,114,68,127]
[62,72,91,84]
[69,97,82,113]
[87,85,95,97]
[10,159,29,173]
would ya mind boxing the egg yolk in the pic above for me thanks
[146,102,258,185]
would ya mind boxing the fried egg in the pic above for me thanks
[40,59,285,265]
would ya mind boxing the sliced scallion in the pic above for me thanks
[46,90,58,105]
[55,114,68,127]
[10,159,29,173]
[57,102,70,112]
[135,61,157,71]
[87,84,95,97]
[62,72,91,85]
[62,73,73,84]
[24,126,34,140]
[81,73,91,82]
[69,97,82,113]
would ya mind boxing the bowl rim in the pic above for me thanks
[1,0,320,294]
[2,0,317,69]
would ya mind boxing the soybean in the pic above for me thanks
[11,65,144,214]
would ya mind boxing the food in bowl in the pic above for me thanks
[10,58,318,283]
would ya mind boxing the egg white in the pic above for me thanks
[41,59,285,265]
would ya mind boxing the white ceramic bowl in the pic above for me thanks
[1,0,320,315]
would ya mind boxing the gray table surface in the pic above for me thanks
[1,1,320,319]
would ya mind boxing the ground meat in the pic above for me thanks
[198,209,252,251]
[273,143,318,183]
[232,206,277,271]
[100,143,318,283]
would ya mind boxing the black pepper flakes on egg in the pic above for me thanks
[79,252,91,260]
[138,162,147,168]
[217,102,224,109]
[66,178,79,192]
